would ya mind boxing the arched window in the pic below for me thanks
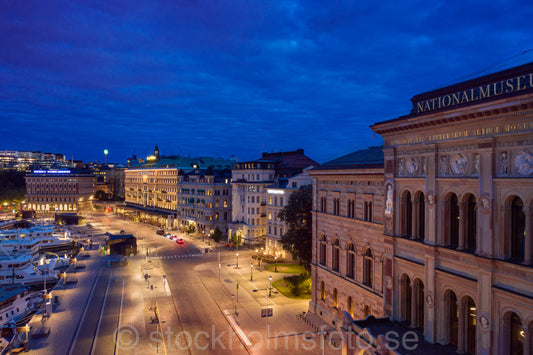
[320,281,325,301]
[509,312,523,355]
[416,192,425,241]
[346,243,355,279]
[464,296,476,355]
[510,196,525,261]
[449,194,460,248]
[446,290,458,347]
[465,194,477,251]
[363,305,371,318]
[319,236,327,266]
[363,249,373,287]
[332,239,340,271]
[402,191,413,237]
[400,274,412,324]
[333,288,338,309]
[347,296,354,317]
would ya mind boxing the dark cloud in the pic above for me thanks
[1,0,532,163]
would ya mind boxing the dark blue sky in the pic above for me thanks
[1,1,532,164]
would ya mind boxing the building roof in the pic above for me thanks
[128,155,236,170]
[371,61,533,131]
[312,147,384,171]
[0,286,27,303]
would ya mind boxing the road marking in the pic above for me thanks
[163,277,172,296]
[68,270,102,355]
[223,310,252,346]
[90,272,113,355]
[114,278,125,355]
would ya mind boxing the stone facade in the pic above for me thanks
[265,168,313,258]
[310,63,533,355]
[177,168,232,237]
[25,169,95,213]
[308,147,388,327]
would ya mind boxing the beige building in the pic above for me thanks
[124,145,235,228]
[310,62,533,355]
[25,169,95,213]
[177,168,232,237]
[230,149,318,247]
[308,147,388,326]
[265,167,313,258]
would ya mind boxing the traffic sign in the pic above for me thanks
[261,308,273,318]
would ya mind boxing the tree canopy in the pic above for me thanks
[0,170,26,203]
[278,184,312,270]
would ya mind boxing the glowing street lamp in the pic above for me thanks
[250,263,254,281]
[236,253,239,269]
[104,149,109,165]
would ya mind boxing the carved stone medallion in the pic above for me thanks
[450,153,467,176]
[514,149,533,176]
[406,157,419,175]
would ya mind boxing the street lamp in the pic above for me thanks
[269,275,272,297]
[250,263,254,281]
[275,256,278,272]
[236,253,239,269]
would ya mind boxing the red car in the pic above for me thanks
[176,238,184,245]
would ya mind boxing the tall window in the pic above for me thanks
[333,198,340,216]
[510,196,525,261]
[320,281,325,301]
[465,297,476,355]
[348,199,355,218]
[347,296,354,317]
[403,191,413,236]
[319,236,327,266]
[363,248,373,287]
[320,197,327,213]
[416,192,425,240]
[346,243,355,279]
[400,274,412,324]
[465,194,477,251]
[509,312,523,355]
[332,239,340,271]
[449,194,460,248]
[447,290,458,347]
[333,288,338,309]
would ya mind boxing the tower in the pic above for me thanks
[154,145,160,159]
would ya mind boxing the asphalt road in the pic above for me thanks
[88,214,247,354]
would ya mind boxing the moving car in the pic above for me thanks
[176,238,184,245]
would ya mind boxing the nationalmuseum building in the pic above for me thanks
[309,62,533,354]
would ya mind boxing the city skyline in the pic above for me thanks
[1,1,533,164]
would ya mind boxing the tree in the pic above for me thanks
[278,185,312,270]
[211,226,223,243]
[185,224,196,234]
[94,190,107,200]
[230,232,242,247]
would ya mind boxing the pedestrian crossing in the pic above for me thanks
[152,253,203,260]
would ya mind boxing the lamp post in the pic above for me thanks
[236,253,239,269]
[269,275,272,297]
[275,256,278,272]
[250,263,254,281]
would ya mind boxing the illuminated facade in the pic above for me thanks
[124,145,235,228]
[265,168,313,258]
[177,169,232,236]
[309,63,533,355]
[230,149,318,247]
[24,169,95,212]
[0,150,72,171]
[308,147,388,327]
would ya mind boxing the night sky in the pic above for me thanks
[1,1,533,164]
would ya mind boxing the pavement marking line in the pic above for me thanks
[68,269,102,355]
[114,277,125,355]
[223,310,252,346]
[163,277,171,296]
[90,271,113,355]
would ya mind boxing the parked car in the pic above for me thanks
[156,229,165,235]
[176,238,184,245]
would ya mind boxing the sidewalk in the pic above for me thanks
[26,247,104,354]
[195,250,340,355]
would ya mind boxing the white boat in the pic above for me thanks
[0,255,58,286]
[0,286,43,327]
[0,224,73,252]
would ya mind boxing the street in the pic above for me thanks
[26,212,340,355]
